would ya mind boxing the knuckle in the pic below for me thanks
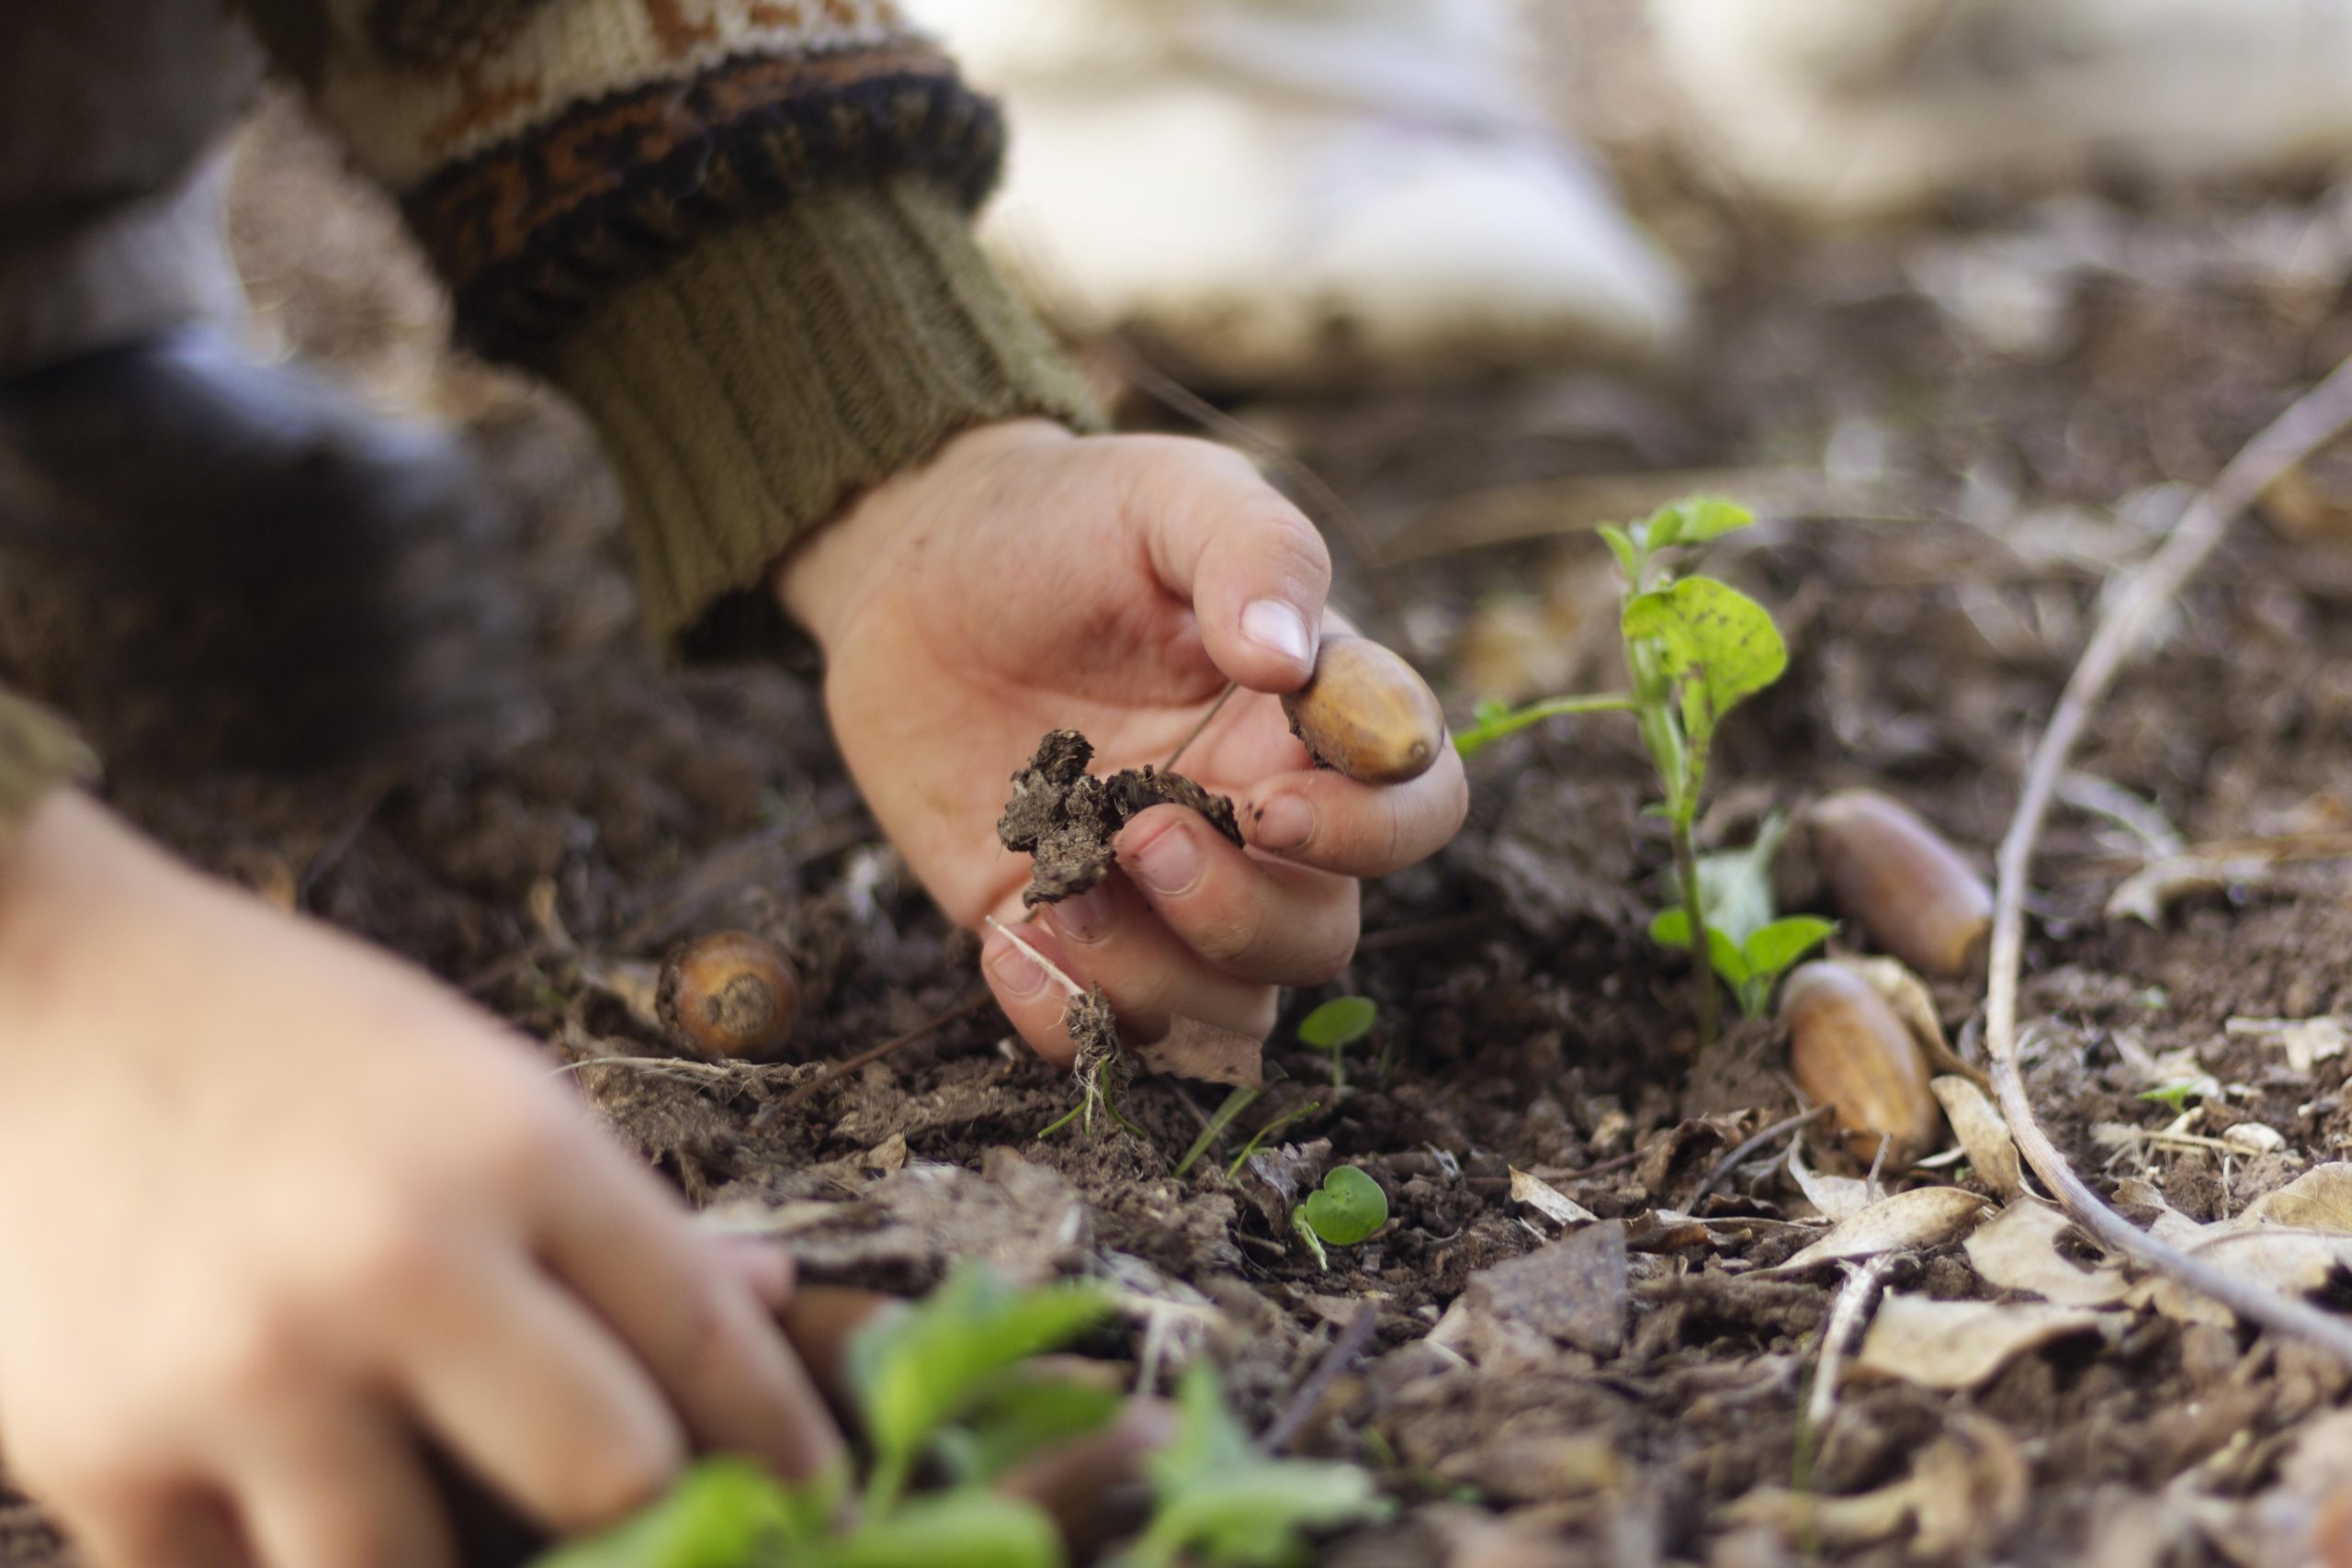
[552,1421,682,1529]
[329,1198,452,1304]
[187,1306,305,1405]
[467,1098,575,1194]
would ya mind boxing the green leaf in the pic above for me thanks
[529,1459,822,1568]
[1598,523,1641,581]
[802,1489,1065,1568]
[1649,907,1691,950]
[1125,1368,1392,1568]
[1297,998,1377,1051]
[1743,916,1837,980]
[850,1265,1114,1477]
[1651,908,1749,989]
[1621,578,1787,743]
[1691,813,1787,950]
[1649,497,1755,547]
[933,1374,1125,1484]
[1298,1167,1389,1247]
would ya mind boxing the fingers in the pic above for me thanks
[1240,746,1471,879]
[1112,807,1361,986]
[232,1402,453,1568]
[538,1163,842,1486]
[398,1244,684,1533]
[56,1483,243,1568]
[1129,438,1333,694]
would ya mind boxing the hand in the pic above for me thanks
[777,422,1468,1064]
[0,793,842,1568]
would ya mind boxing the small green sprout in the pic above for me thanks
[1648,815,1835,1020]
[1227,1103,1322,1180]
[1453,497,1789,1045]
[2140,1081,2201,1114]
[1290,1166,1389,1269]
[1297,996,1377,1090]
[1117,1366,1392,1568]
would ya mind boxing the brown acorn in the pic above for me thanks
[657,931,801,1062]
[1781,961,1944,1167]
[997,1398,1176,1555]
[778,1286,902,1420]
[1281,635,1447,785]
[1806,790,1994,979]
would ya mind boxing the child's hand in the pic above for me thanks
[0,794,842,1568]
[778,422,1469,1064]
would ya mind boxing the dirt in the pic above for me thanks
[997,728,1244,906]
[14,70,2352,1568]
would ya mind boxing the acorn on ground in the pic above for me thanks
[1282,635,1447,785]
[1781,961,1944,1167]
[1805,790,1994,979]
[657,931,802,1062]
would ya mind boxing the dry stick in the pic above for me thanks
[1262,1301,1381,1455]
[1984,353,2352,1362]
[1687,1105,1832,1210]
[1164,681,1239,773]
[1807,1253,1894,1431]
[760,989,997,1122]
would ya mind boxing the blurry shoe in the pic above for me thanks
[910,0,1690,386]
[0,326,537,773]
[1650,0,2352,219]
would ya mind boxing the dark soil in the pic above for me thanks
[998,728,1243,907]
[14,70,2352,1568]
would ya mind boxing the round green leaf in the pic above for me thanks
[1300,1167,1389,1247]
[1298,997,1377,1051]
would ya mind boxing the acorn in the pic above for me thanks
[1281,635,1447,785]
[778,1286,903,1421]
[657,931,802,1062]
[997,1397,1175,1555]
[1806,790,1994,979]
[1781,961,1944,1167]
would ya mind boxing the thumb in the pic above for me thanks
[1134,440,1333,693]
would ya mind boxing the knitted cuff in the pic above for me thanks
[0,690,97,848]
[544,176,1102,654]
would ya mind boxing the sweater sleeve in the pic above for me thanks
[0,691,98,848]
[236,0,1102,649]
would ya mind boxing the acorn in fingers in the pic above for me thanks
[657,931,802,1062]
[997,1397,1176,1556]
[1282,635,1447,785]
[1781,961,1944,1167]
[779,1285,903,1420]
[1805,790,1994,979]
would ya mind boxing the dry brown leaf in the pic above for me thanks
[1510,1168,1600,1227]
[1853,1292,2111,1390]
[1762,1186,1993,1276]
[1135,1017,1263,1087]
[1964,1199,2132,1308]
[2226,1016,2349,1075]
[1787,1139,1872,1223]
[1932,1074,2024,1199]
[2240,1163,2352,1233]
[1429,1221,1630,1365]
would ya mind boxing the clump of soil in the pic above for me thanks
[997,728,1244,905]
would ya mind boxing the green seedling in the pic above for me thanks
[1453,496,1789,1045]
[1227,1103,1322,1180]
[1648,814,1835,1020]
[1290,1166,1389,1270]
[1116,1366,1392,1568]
[2140,1081,2201,1114]
[1297,996,1377,1090]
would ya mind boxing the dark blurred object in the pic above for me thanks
[0,326,538,773]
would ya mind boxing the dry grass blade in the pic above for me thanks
[1983,352,2352,1362]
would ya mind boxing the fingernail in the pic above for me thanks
[1055,884,1116,943]
[986,935,1048,998]
[1254,795,1314,852]
[1129,821,1203,896]
[1241,599,1314,670]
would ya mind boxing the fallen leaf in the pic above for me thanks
[1788,1139,1872,1223]
[2226,1016,2349,1076]
[1763,1186,1993,1276]
[1429,1221,1629,1364]
[1510,1168,1600,1227]
[1135,1017,1263,1087]
[2242,1163,2352,1232]
[1724,1415,2028,1555]
[2107,852,2278,927]
[1853,1292,2110,1390]
[1963,1199,2132,1308]
[1932,1075,2023,1199]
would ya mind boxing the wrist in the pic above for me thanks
[773,418,1075,655]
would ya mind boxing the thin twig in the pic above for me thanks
[1165,682,1238,773]
[1688,1105,1832,1210]
[758,990,996,1122]
[1807,1254,1894,1430]
[1983,354,2352,1362]
[1263,1302,1380,1455]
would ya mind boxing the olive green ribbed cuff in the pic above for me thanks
[547,177,1103,654]
[0,690,96,845]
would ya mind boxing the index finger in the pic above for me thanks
[537,1139,843,1483]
